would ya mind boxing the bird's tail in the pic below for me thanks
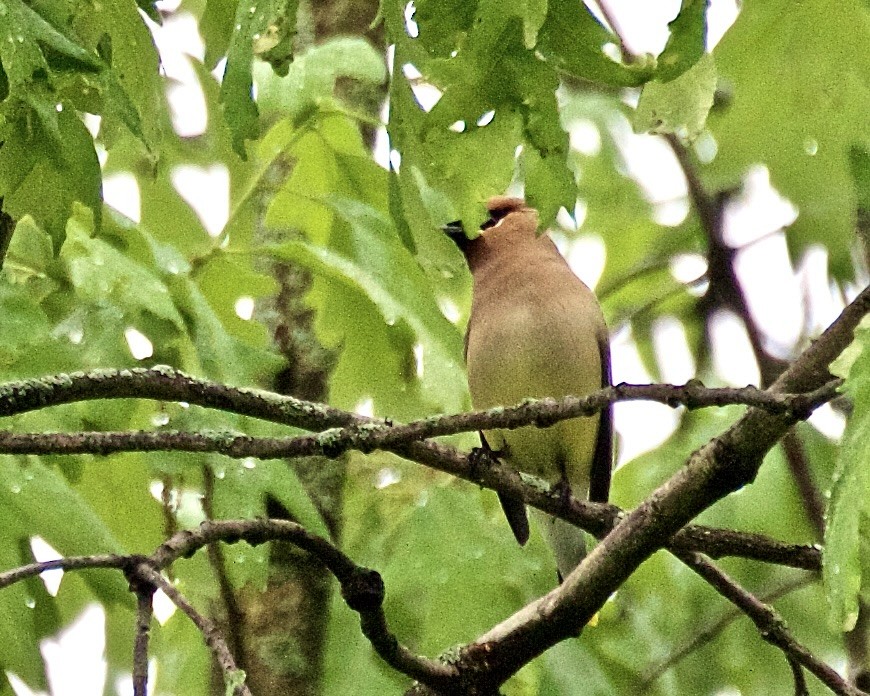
[533,509,587,582]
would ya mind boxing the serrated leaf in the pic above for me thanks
[523,144,575,228]
[269,197,467,417]
[0,0,100,95]
[221,0,300,155]
[635,53,716,140]
[536,0,651,86]
[0,111,102,249]
[60,207,183,326]
[66,0,163,151]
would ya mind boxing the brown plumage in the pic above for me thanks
[450,196,612,579]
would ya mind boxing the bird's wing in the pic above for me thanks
[588,330,613,503]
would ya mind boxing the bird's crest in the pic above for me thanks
[482,196,525,230]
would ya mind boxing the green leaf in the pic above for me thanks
[656,0,708,82]
[825,321,870,631]
[166,273,284,385]
[194,253,278,346]
[0,110,102,249]
[421,108,523,231]
[66,0,164,150]
[704,0,870,277]
[60,207,183,327]
[634,53,716,140]
[269,197,467,418]
[202,0,238,68]
[850,145,870,211]
[0,0,100,97]
[324,465,549,693]
[3,215,53,276]
[220,0,300,156]
[522,144,575,228]
[0,509,49,690]
[536,0,651,86]
[0,457,130,605]
[255,37,386,127]
[151,609,211,696]
[263,111,388,246]
[72,453,165,554]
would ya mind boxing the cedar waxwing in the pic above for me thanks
[446,196,613,580]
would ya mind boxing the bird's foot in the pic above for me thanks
[469,446,499,481]
[469,435,507,481]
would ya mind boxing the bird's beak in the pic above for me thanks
[442,221,470,252]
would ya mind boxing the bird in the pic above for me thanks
[445,195,613,581]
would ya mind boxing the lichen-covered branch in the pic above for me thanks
[0,519,458,693]
[423,284,870,694]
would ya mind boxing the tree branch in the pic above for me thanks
[131,583,154,696]
[0,365,357,431]
[0,519,459,691]
[202,465,248,675]
[0,288,863,693]
[147,520,459,690]
[0,554,130,588]
[133,563,254,696]
[638,571,817,689]
[433,284,870,693]
[673,550,860,695]
[0,378,840,459]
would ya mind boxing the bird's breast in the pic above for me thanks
[465,275,604,487]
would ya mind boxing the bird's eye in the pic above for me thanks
[480,206,511,230]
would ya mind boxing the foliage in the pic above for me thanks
[0,0,868,694]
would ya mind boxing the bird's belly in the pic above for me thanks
[467,305,602,492]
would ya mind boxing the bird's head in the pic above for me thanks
[443,196,537,256]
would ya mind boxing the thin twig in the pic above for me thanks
[202,465,248,672]
[0,555,129,589]
[673,550,864,696]
[0,518,837,694]
[781,430,826,539]
[134,564,253,696]
[789,656,810,696]
[593,0,633,59]
[132,591,154,696]
[638,572,817,689]
[147,520,459,689]
[0,519,459,691]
